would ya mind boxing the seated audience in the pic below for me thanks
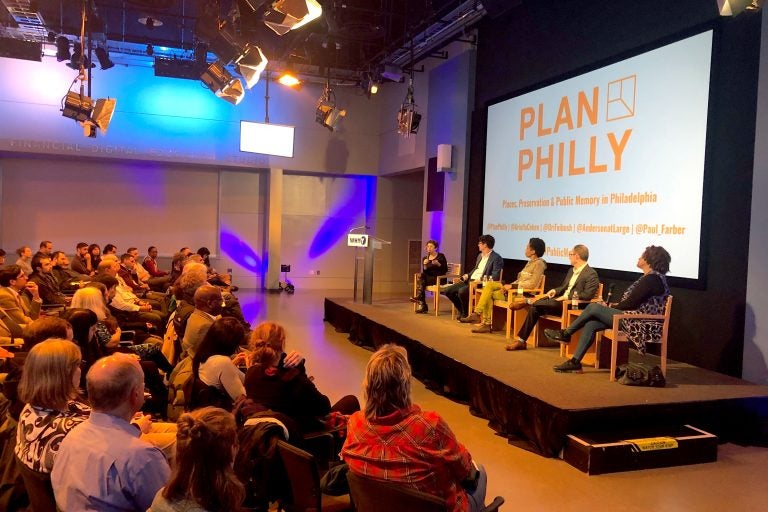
[245,321,359,434]
[149,407,244,512]
[118,252,169,314]
[15,246,33,276]
[103,243,118,256]
[88,243,102,270]
[188,317,247,410]
[129,247,170,292]
[545,245,672,373]
[462,237,546,334]
[411,239,448,314]
[182,285,222,358]
[36,240,53,258]
[506,244,599,352]
[0,265,42,333]
[342,344,487,512]
[70,242,95,276]
[143,246,169,278]
[0,248,4,266]
[51,250,90,292]
[29,253,67,306]
[95,259,164,330]
[51,353,171,511]
[445,235,503,319]
[15,339,89,475]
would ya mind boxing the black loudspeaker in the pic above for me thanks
[483,0,523,19]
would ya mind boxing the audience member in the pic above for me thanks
[189,317,247,409]
[103,243,118,256]
[463,238,547,334]
[118,252,169,314]
[342,344,487,512]
[51,250,90,292]
[37,240,53,257]
[149,407,244,512]
[182,285,222,358]
[129,247,170,291]
[246,321,359,434]
[445,235,503,319]
[15,246,33,276]
[0,265,41,333]
[545,246,672,373]
[143,246,169,278]
[411,240,448,314]
[96,259,164,330]
[51,353,172,511]
[507,244,599,352]
[88,243,102,270]
[29,253,67,306]
[0,248,5,266]
[71,242,95,276]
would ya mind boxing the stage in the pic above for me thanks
[324,296,768,457]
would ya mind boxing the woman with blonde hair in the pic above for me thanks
[15,339,88,475]
[342,344,488,512]
[150,407,244,512]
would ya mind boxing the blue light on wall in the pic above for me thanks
[220,229,262,273]
[429,211,444,245]
[307,176,375,259]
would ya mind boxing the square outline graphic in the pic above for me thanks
[606,75,637,122]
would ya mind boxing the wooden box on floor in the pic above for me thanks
[563,425,718,475]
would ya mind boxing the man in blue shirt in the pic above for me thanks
[51,354,170,511]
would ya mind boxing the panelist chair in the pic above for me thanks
[414,262,462,317]
[538,283,604,350]
[490,275,546,340]
[348,472,505,512]
[599,295,673,381]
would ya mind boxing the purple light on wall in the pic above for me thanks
[429,211,444,244]
[307,176,375,259]
[220,229,262,272]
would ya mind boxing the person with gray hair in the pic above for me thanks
[51,353,171,511]
[342,344,489,512]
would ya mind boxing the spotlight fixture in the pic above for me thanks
[397,78,421,136]
[264,0,323,36]
[718,0,764,15]
[94,47,114,70]
[315,80,346,131]
[360,71,379,98]
[138,16,162,29]
[55,36,71,62]
[277,69,301,87]
[62,91,94,123]
[67,45,94,70]
[234,44,268,89]
[200,61,245,105]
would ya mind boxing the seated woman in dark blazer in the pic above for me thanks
[411,239,448,314]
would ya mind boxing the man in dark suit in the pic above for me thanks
[506,244,599,351]
[28,254,67,306]
[444,234,503,319]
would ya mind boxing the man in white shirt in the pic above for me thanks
[507,244,599,351]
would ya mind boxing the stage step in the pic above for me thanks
[563,424,718,475]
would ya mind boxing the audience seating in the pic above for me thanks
[16,461,57,512]
[276,440,349,512]
[347,471,504,512]
[600,295,673,381]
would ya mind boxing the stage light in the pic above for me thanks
[397,78,421,136]
[360,71,379,98]
[264,0,323,36]
[67,45,94,70]
[55,36,71,62]
[62,91,94,122]
[278,71,301,87]
[94,47,114,70]
[315,81,346,131]
[234,45,268,89]
[717,0,764,15]
[200,61,245,105]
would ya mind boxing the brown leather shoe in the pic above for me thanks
[459,313,480,324]
[505,341,527,351]
[471,324,492,333]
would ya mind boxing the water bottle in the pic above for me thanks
[571,291,579,308]
[482,275,488,284]
[517,283,523,296]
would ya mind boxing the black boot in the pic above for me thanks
[415,301,428,314]
[411,275,425,303]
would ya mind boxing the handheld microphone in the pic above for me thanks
[348,225,371,233]
[605,283,615,305]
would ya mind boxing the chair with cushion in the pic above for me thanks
[416,262,461,317]
[276,440,350,512]
[600,295,673,381]
[347,471,504,512]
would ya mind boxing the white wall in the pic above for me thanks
[744,9,768,385]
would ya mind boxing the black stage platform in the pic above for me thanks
[324,296,768,457]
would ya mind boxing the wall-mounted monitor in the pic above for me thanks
[240,120,295,158]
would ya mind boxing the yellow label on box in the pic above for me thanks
[623,437,679,451]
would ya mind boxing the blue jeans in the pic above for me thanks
[567,302,622,362]
[467,463,488,512]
